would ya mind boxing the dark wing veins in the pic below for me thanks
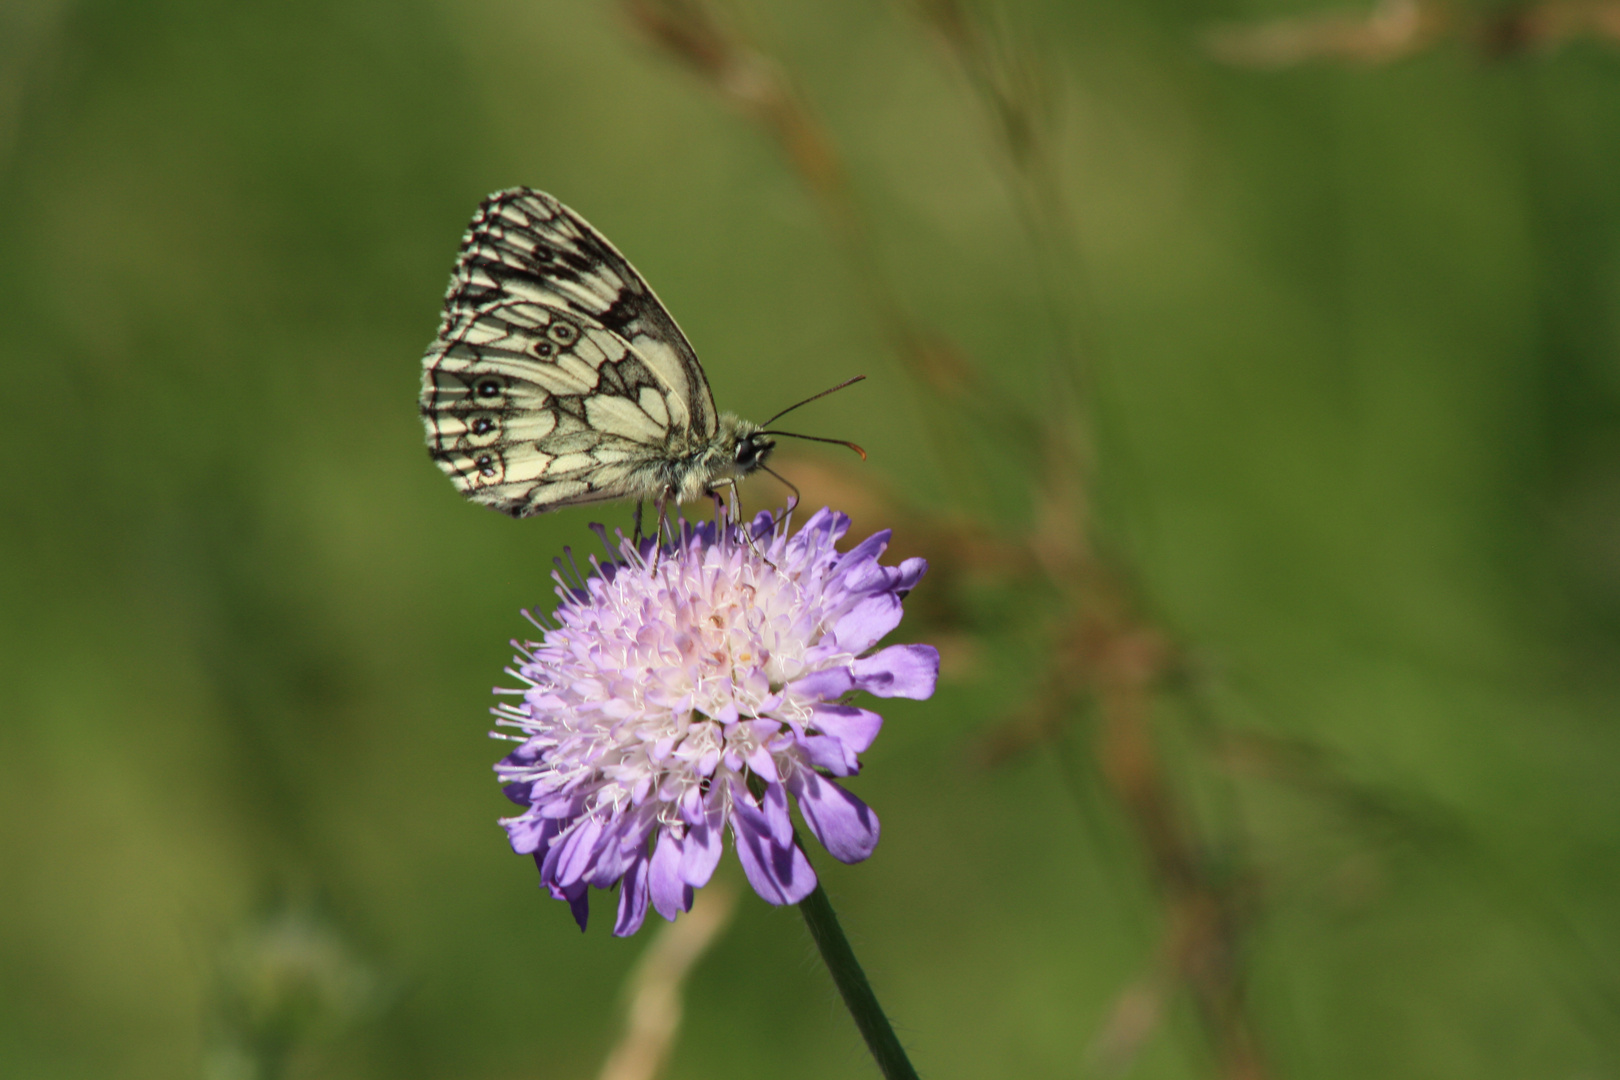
[458,189,719,440]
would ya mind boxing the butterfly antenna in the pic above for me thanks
[761,374,867,427]
[759,430,867,460]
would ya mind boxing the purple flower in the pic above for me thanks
[491,508,938,936]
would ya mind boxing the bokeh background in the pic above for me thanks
[4,1,1620,1078]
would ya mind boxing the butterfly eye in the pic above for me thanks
[547,320,579,346]
[734,440,758,467]
[476,378,503,399]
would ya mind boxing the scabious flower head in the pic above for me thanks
[492,507,938,936]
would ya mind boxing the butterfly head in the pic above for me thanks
[707,377,870,500]
[716,414,776,481]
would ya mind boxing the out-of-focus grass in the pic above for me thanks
[2,1,1618,1078]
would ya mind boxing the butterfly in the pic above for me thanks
[421,188,861,518]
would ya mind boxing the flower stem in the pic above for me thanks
[797,883,921,1080]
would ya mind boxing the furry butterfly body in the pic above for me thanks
[421,189,776,517]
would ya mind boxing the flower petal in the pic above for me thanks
[543,817,603,886]
[503,813,561,856]
[801,734,859,775]
[757,779,795,846]
[745,745,780,782]
[679,799,726,888]
[808,704,884,754]
[892,556,928,593]
[834,529,891,576]
[783,508,847,569]
[791,666,854,702]
[613,854,652,937]
[731,800,817,905]
[831,594,904,654]
[650,831,693,921]
[788,770,881,864]
[547,877,589,932]
[586,820,642,888]
[851,644,939,699]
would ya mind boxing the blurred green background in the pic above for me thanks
[4,0,1620,1077]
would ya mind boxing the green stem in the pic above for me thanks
[797,882,921,1080]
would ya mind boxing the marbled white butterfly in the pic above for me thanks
[421,188,861,518]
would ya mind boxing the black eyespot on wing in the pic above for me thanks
[476,378,503,399]
[547,319,579,346]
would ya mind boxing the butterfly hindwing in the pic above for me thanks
[422,189,717,516]
[423,302,685,515]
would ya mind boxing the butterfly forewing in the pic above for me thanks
[421,189,720,516]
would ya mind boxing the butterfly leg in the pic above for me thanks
[706,478,742,530]
[721,478,781,568]
[632,500,645,544]
[702,480,735,531]
[650,486,673,569]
